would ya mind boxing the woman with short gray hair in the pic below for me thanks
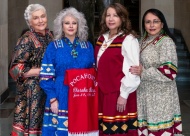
[9,3,53,136]
[24,3,46,28]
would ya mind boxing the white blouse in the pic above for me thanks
[97,32,140,99]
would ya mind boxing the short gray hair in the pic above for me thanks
[53,7,88,41]
[24,4,46,28]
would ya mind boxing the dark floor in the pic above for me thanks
[0,85,190,136]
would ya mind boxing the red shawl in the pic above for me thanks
[64,68,98,135]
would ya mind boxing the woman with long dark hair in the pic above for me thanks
[130,8,182,136]
[95,3,140,136]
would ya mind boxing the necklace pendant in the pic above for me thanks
[71,49,78,58]
[101,44,108,51]
[102,43,107,48]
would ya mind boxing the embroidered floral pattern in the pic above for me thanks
[138,35,182,135]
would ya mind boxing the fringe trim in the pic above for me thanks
[68,130,99,136]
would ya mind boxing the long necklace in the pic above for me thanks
[101,33,120,51]
[63,37,79,58]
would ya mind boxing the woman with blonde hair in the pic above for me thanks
[40,7,97,136]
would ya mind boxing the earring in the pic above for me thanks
[160,29,165,34]
[76,32,78,38]
[62,32,65,37]
[30,26,34,32]
[143,31,147,37]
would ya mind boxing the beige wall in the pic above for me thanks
[140,0,174,34]
[8,0,28,64]
[0,0,8,97]
[174,0,190,52]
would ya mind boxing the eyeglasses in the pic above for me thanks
[144,20,161,25]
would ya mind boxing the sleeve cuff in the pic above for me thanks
[48,92,57,100]
[120,91,129,99]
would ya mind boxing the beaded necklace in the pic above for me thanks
[140,33,166,53]
[63,37,79,58]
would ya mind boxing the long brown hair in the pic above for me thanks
[99,3,137,37]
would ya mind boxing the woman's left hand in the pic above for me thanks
[50,98,59,114]
[117,96,127,112]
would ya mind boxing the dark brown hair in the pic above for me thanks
[142,8,175,42]
[99,3,137,37]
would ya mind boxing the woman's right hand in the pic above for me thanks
[129,64,143,76]
[117,95,127,112]
[50,98,58,114]
[23,68,41,77]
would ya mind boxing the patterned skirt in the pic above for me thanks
[137,82,182,136]
[41,107,68,136]
[11,79,46,136]
[98,90,138,136]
